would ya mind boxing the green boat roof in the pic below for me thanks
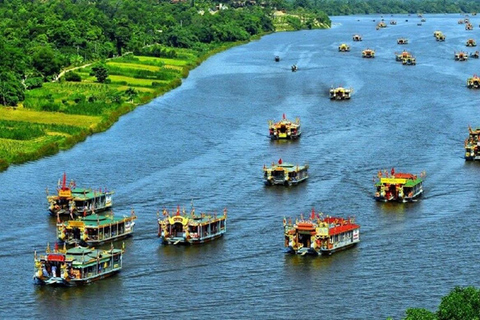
[78,213,134,227]
[70,188,113,200]
[375,178,422,187]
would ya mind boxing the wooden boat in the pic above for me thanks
[397,38,408,44]
[284,209,360,256]
[465,126,480,160]
[47,173,113,217]
[268,114,301,140]
[455,52,468,61]
[402,56,416,65]
[274,55,280,62]
[374,168,425,202]
[466,39,476,47]
[395,50,411,61]
[338,43,350,52]
[157,206,227,245]
[329,86,353,100]
[291,64,297,72]
[435,33,446,41]
[263,159,308,186]
[362,48,375,58]
[352,34,362,41]
[470,51,480,59]
[33,244,123,286]
[57,211,136,246]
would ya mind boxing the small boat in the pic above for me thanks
[467,74,480,88]
[374,168,425,202]
[284,209,360,256]
[263,159,308,186]
[421,18,426,22]
[455,51,468,61]
[268,114,301,140]
[291,64,297,72]
[466,39,476,47]
[390,20,397,25]
[352,34,362,41]
[338,43,350,52]
[402,56,416,65]
[395,50,411,61]
[417,23,422,26]
[433,30,442,37]
[57,211,136,246]
[458,19,465,24]
[329,86,353,100]
[470,51,479,59]
[465,126,480,160]
[435,33,446,41]
[274,56,280,62]
[157,206,227,245]
[377,21,387,28]
[362,48,375,58]
[466,23,473,30]
[47,173,114,217]
[33,243,123,286]
[397,38,408,44]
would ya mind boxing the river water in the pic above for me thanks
[1,14,480,319]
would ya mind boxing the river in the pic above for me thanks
[1,14,480,319]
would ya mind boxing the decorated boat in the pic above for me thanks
[338,43,350,52]
[263,159,308,186]
[329,86,353,100]
[376,21,387,28]
[47,173,113,217]
[268,114,301,140]
[397,38,408,44]
[33,243,123,286]
[435,33,446,41]
[284,209,360,256]
[465,126,480,160]
[352,34,362,41]
[433,30,442,37]
[402,56,416,65]
[362,48,375,58]
[467,74,480,88]
[466,23,473,30]
[374,168,425,202]
[470,51,479,59]
[57,211,136,246]
[157,206,227,245]
[466,39,477,47]
[274,55,280,62]
[455,52,468,61]
[396,50,411,61]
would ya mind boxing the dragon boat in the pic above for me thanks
[402,56,416,65]
[263,159,309,186]
[435,33,446,41]
[268,114,301,140]
[157,206,227,245]
[467,75,480,88]
[329,86,353,100]
[374,168,424,202]
[455,52,468,61]
[396,50,411,61]
[376,21,387,28]
[397,38,408,44]
[362,48,375,58]
[466,39,477,47]
[338,43,350,52]
[465,126,480,160]
[47,173,113,217]
[57,211,136,246]
[466,23,473,30]
[33,243,123,286]
[284,209,360,256]
[352,34,362,41]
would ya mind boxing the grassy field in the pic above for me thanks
[0,47,201,171]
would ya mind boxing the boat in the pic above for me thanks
[274,55,280,62]
[465,126,480,160]
[352,34,362,41]
[390,20,397,25]
[329,86,353,100]
[467,75,480,88]
[362,48,375,58]
[458,19,465,24]
[402,56,416,65]
[374,168,425,202]
[263,159,308,186]
[157,206,227,245]
[47,173,113,217]
[338,43,350,52]
[57,211,136,246]
[377,21,387,28]
[395,50,411,61]
[397,38,408,44]
[455,52,468,61]
[433,30,442,37]
[421,18,426,22]
[466,39,476,47]
[466,23,473,30]
[291,64,297,72]
[284,209,360,256]
[268,114,301,140]
[470,51,479,59]
[33,243,123,286]
[435,33,446,41]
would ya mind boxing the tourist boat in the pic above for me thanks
[374,168,425,202]
[329,86,353,100]
[377,21,387,28]
[465,126,480,160]
[390,20,397,25]
[397,38,408,44]
[263,159,308,186]
[467,75,480,88]
[433,30,442,37]
[466,39,476,47]
[466,23,473,30]
[435,33,446,41]
[338,43,350,52]
[455,52,468,61]
[33,243,123,286]
[352,34,362,41]
[421,18,426,22]
[284,209,360,256]
[274,56,280,62]
[395,50,411,61]
[157,206,227,245]
[47,173,113,217]
[57,211,136,246]
[470,51,479,59]
[402,56,416,65]
[268,114,301,140]
[291,64,297,72]
[458,19,465,24]
[362,48,375,58]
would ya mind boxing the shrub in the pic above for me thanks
[64,71,82,82]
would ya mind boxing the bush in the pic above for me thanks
[25,77,44,89]
[64,71,82,82]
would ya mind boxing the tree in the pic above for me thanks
[31,46,63,79]
[437,286,480,320]
[92,64,109,83]
[0,72,25,106]
[403,308,437,320]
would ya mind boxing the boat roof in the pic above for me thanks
[266,162,307,171]
[64,213,135,228]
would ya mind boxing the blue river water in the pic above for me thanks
[1,14,480,319]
